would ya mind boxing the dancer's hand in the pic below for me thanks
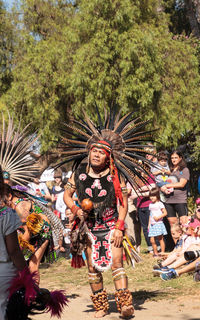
[77,209,85,219]
[113,229,123,247]
[77,209,88,219]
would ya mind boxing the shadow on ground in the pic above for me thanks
[132,289,169,310]
[83,290,166,316]
[66,293,79,300]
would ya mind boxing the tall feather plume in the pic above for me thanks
[0,112,39,186]
[56,105,155,190]
[113,112,134,133]
[108,105,117,130]
[95,102,103,130]
[104,107,109,129]
[83,110,101,137]
[73,119,93,136]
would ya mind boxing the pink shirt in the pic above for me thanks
[189,218,200,229]
[137,175,155,208]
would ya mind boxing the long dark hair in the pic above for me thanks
[0,165,5,201]
[170,150,187,171]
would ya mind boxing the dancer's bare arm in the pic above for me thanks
[63,174,76,208]
[113,178,128,248]
[6,230,27,271]
[63,173,84,218]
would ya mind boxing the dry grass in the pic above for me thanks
[39,240,200,303]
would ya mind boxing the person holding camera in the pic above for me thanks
[157,201,200,280]
[160,255,200,281]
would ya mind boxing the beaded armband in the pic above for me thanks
[65,181,76,190]
[121,187,128,195]
[14,198,28,207]
[71,205,80,216]
[115,219,125,231]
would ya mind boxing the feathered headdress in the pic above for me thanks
[0,113,39,186]
[57,106,156,191]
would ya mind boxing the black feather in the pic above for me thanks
[114,112,134,133]
[95,103,103,130]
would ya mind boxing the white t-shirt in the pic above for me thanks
[149,201,165,225]
[63,228,71,244]
[28,182,49,196]
[55,191,67,220]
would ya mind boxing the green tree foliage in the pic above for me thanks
[2,0,200,161]
[0,1,14,96]
[3,0,76,148]
[67,0,200,150]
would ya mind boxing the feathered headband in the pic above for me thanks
[57,106,156,191]
[0,113,39,186]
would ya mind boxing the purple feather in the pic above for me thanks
[46,290,68,318]
[12,185,29,192]
[8,268,38,305]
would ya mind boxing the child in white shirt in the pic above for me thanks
[148,187,167,256]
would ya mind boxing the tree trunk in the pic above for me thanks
[185,0,200,38]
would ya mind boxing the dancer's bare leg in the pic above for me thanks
[85,243,108,318]
[112,244,134,318]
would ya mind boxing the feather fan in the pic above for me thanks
[0,113,39,185]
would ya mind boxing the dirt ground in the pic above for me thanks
[32,284,200,320]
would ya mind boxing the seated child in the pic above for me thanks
[153,223,183,273]
[154,211,200,275]
[186,198,200,237]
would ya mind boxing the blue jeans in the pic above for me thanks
[138,207,152,250]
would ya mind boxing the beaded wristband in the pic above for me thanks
[71,205,80,216]
[115,219,125,231]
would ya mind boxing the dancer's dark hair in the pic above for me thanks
[0,165,5,202]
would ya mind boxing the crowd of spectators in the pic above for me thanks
[126,145,200,282]
[26,145,200,283]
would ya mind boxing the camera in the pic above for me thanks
[184,250,200,261]
[65,217,69,224]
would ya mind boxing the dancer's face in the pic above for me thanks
[90,147,108,169]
